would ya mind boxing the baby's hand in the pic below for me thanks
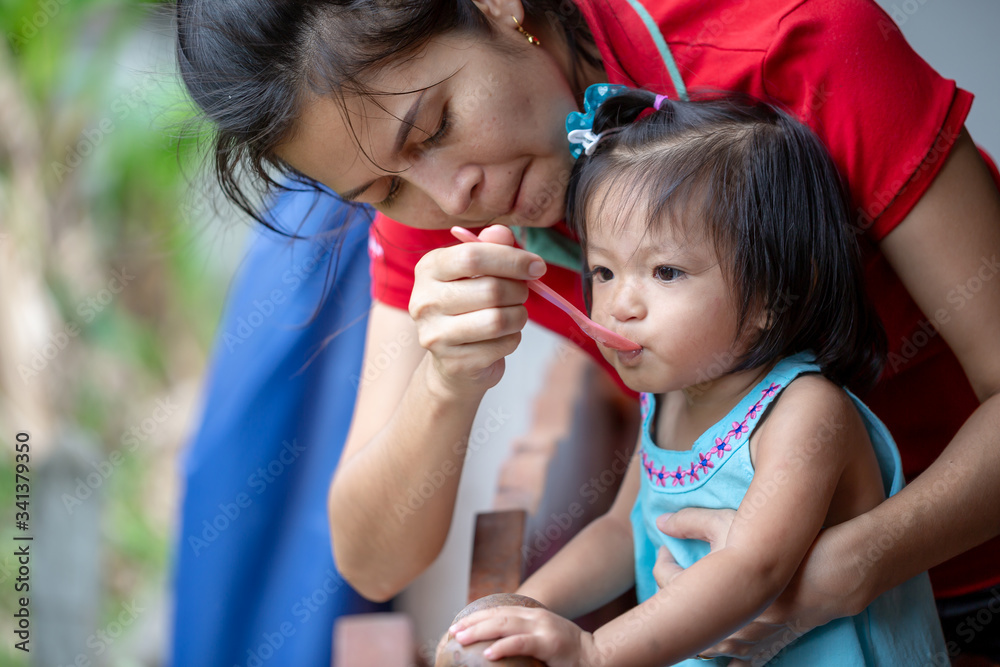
[450,607,597,667]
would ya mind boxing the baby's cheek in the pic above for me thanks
[587,295,611,326]
[597,344,617,369]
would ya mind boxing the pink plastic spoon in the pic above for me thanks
[450,226,641,352]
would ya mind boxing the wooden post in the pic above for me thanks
[468,510,526,604]
[334,510,530,666]
[334,613,427,667]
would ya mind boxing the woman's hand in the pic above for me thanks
[449,606,598,667]
[655,509,865,666]
[409,224,545,397]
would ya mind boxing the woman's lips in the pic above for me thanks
[508,166,526,216]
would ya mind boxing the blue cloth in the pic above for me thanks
[169,189,388,667]
[631,352,948,666]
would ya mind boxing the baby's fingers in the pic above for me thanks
[482,634,546,662]
[453,613,531,646]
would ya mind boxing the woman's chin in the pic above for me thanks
[507,198,564,229]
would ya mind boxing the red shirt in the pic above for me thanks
[370,0,996,597]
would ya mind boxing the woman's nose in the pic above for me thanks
[412,158,483,217]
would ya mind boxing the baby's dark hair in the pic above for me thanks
[566,90,886,392]
[175,0,599,233]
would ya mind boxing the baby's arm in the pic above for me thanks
[443,448,641,666]
[516,443,642,620]
[453,376,868,666]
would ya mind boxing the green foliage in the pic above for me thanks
[1,1,233,664]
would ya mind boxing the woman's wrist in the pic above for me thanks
[814,513,884,618]
[418,352,495,406]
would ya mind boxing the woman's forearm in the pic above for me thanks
[839,392,1000,610]
[329,353,487,601]
[861,126,1000,607]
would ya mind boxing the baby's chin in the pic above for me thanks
[622,376,663,395]
[603,360,659,395]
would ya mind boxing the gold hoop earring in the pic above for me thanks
[512,15,541,46]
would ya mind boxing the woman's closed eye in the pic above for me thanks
[378,106,452,208]
[422,105,451,149]
[379,176,402,207]
[654,265,685,283]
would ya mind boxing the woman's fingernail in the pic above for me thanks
[484,648,495,658]
[448,624,459,633]
[528,260,546,277]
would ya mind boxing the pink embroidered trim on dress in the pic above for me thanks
[641,383,781,487]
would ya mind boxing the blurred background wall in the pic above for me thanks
[0,1,997,665]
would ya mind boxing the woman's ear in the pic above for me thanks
[756,308,771,332]
[472,0,525,24]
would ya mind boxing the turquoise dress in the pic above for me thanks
[630,353,948,666]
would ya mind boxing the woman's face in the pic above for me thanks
[277,27,586,230]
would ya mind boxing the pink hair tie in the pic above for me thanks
[636,94,669,122]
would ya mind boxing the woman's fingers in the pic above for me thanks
[417,275,531,318]
[419,306,528,349]
[652,546,684,588]
[428,332,521,378]
[409,226,547,392]
[477,223,517,246]
[657,507,737,552]
[421,241,546,284]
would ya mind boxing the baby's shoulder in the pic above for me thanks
[771,372,847,409]
[755,373,870,457]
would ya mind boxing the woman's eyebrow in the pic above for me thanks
[339,90,428,202]
[393,89,427,154]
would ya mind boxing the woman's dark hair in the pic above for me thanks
[175,0,600,234]
[566,90,886,392]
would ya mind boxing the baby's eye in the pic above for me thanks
[654,265,684,282]
[587,266,614,282]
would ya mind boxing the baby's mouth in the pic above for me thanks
[616,348,643,365]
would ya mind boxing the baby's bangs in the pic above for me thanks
[577,142,735,261]
[579,166,659,241]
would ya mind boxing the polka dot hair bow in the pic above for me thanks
[565,83,630,159]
